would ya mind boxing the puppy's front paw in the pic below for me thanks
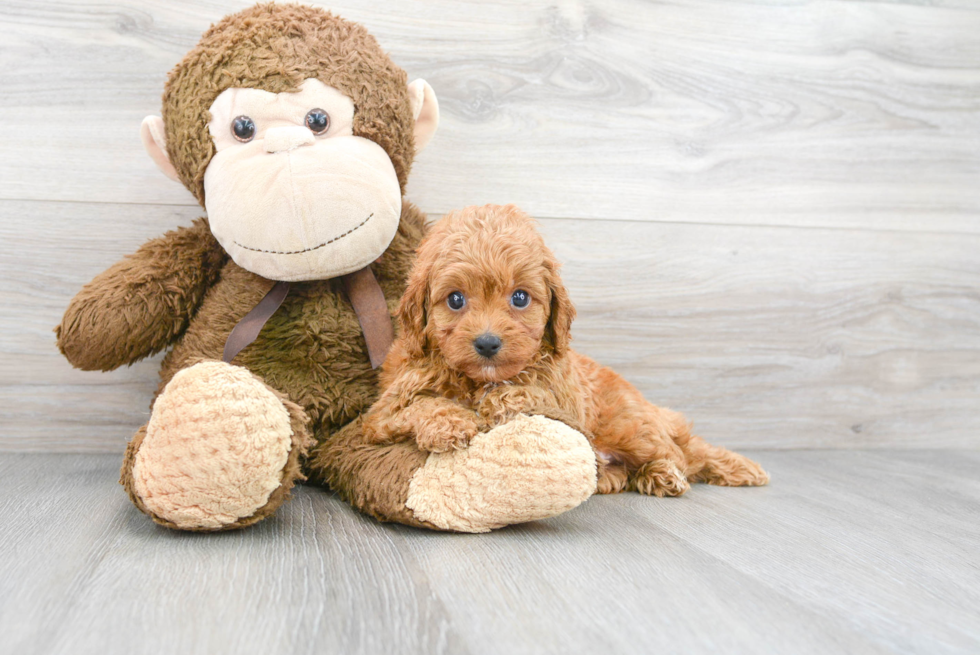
[478,386,554,427]
[414,410,479,453]
[631,460,691,497]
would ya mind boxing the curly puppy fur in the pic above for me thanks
[363,204,770,497]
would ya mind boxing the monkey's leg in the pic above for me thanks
[120,361,312,531]
[308,414,597,533]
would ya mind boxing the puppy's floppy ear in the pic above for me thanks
[396,253,432,358]
[543,255,576,357]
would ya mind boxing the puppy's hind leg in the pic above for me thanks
[599,416,692,498]
[595,454,629,494]
[598,418,691,498]
[586,360,691,497]
[676,431,770,487]
[630,460,691,497]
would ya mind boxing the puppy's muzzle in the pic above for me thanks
[473,333,502,359]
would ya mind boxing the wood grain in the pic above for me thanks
[3,199,978,451]
[0,0,978,231]
[1,0,978,452]
[1,451,977,655]
[542,217,980,449]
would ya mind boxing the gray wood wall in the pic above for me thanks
[2,0,978,451]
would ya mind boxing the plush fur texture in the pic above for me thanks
[128,361,310,530]
[162,3,417,204]
[59,4,426,530]
[363,204,770,496]
[56,218,227,372]
[405,414,597,533]
[119,362,313,532]
[307,412,596,532]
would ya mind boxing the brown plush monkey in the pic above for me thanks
[57,3,596,532]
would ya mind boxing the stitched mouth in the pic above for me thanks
[233,213,374,255]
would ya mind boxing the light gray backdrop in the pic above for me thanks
[2,0,978,451]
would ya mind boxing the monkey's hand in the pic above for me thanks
[363,396,479,453]
[56,218,227,371]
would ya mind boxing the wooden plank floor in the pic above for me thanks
[1,451,977,655]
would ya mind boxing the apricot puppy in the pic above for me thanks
[363,204,769,497]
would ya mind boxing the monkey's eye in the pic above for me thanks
[511,290,530,309]
[231,116,256,142]
[305,109,330,135]
[447,291,466,311]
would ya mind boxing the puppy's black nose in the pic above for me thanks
[473,333,502,359]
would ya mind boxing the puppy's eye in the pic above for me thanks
[447,291,466,311]
[231,116,256,142]
[305,109,330,135]
[511,290,530,309]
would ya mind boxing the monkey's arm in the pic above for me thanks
[56,218,228,371]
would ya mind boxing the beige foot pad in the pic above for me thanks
[131,361,294,530]
[406,414,597,533]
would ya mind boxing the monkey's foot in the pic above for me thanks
[405,414,597,533]
[121,361,311,531]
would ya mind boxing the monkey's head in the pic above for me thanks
[141,3,439,282]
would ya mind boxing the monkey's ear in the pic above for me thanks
[140,116,181,183]
[408,79,439,153]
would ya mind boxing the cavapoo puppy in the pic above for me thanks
[363,204,769,496]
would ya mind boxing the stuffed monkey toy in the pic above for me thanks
[56,3,597,532]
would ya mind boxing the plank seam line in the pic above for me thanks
[1,197,977,239]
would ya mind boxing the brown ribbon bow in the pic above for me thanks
[222,266,394,369]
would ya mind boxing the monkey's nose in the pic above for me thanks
[473,333,502,359]
[264,126,316,153]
